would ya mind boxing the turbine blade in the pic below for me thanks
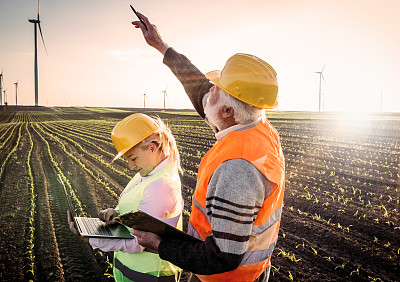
[38,0,40,18]
[38,23,48,55]
[322,74,325,82]
[321,62,326,73]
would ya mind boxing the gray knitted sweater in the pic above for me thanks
[158,48,273,275]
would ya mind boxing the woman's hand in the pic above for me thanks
[131,12,169,55]
[67,210,89,244]
[98,208,118,225]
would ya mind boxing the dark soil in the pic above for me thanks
[0,107,398,281]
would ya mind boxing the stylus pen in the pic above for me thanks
[130,5,148,30]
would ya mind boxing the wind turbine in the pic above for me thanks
[0,71,4,106]
[315,63,326,112]
[29,0,47,106]
[276,95,283,111]
[162,87,168,111]
[14,81,18,106]
[143,91,149,109]
[3,89,8,106]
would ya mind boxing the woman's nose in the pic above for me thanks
[129,160,135,170]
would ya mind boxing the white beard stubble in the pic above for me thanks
[204,92,223,132]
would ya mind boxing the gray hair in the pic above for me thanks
[218,90,266,124]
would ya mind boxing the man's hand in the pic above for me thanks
[98,208,118,225]
[67,210,89,244]
[131,12,169,55]
[131,229,161,252]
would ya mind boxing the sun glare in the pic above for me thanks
[330,111,376,138]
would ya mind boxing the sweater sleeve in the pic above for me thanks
[158,159,272,274]
[163,47,213,119]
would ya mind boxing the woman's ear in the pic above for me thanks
[148,142,156,152]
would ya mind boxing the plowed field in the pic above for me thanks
[0,106,398,281]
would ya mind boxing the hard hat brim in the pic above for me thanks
[205,70,279,109]
[270,100,278,109]
[205,70,221,86]
[112,147,130,162]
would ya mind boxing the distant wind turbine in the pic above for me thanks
[3,89,8,105]
[29,0,48,106]
[315,63,326,112]
[276,95,283,111]
[162,87,168,110]
[143,92,149,109]
[14,81,18,106]
[0,71,4,106]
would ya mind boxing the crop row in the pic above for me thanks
[0,123,19,152]
[35,123,120,200]
[0,124,22,183]
[30,122,114,278]
[23,124,36,281]
[41,122,130,182]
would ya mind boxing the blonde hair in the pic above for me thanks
[140,116,182,173]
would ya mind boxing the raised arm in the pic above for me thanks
[132,13,212,119]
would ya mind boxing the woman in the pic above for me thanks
[68,113,183,281]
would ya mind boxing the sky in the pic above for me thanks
[0,0,399,112]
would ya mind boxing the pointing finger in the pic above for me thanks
[136,12,147,21]
[136,12,152,30]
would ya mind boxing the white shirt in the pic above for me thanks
[89,158,182,253]
[215,118,261,141]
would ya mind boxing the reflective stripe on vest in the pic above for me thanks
[189,120,285,282]
[114,258,181,282]
[114,162,182,281]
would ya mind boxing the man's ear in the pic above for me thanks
[221,106,234,119]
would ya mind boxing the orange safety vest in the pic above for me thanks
[189,120,285,282]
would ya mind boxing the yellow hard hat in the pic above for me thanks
[205,53,278,109]
[111,113,159,161]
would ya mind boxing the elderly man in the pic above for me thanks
[131,13,285,282]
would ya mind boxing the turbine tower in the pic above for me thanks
[143,92,148,109]
[276,95,283,111]
[315,64,326,112]
[162,87,168,110]
[0,71,4,106]
[3,89,8,105]
[29,0,47,106]
[14,81,18,106]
